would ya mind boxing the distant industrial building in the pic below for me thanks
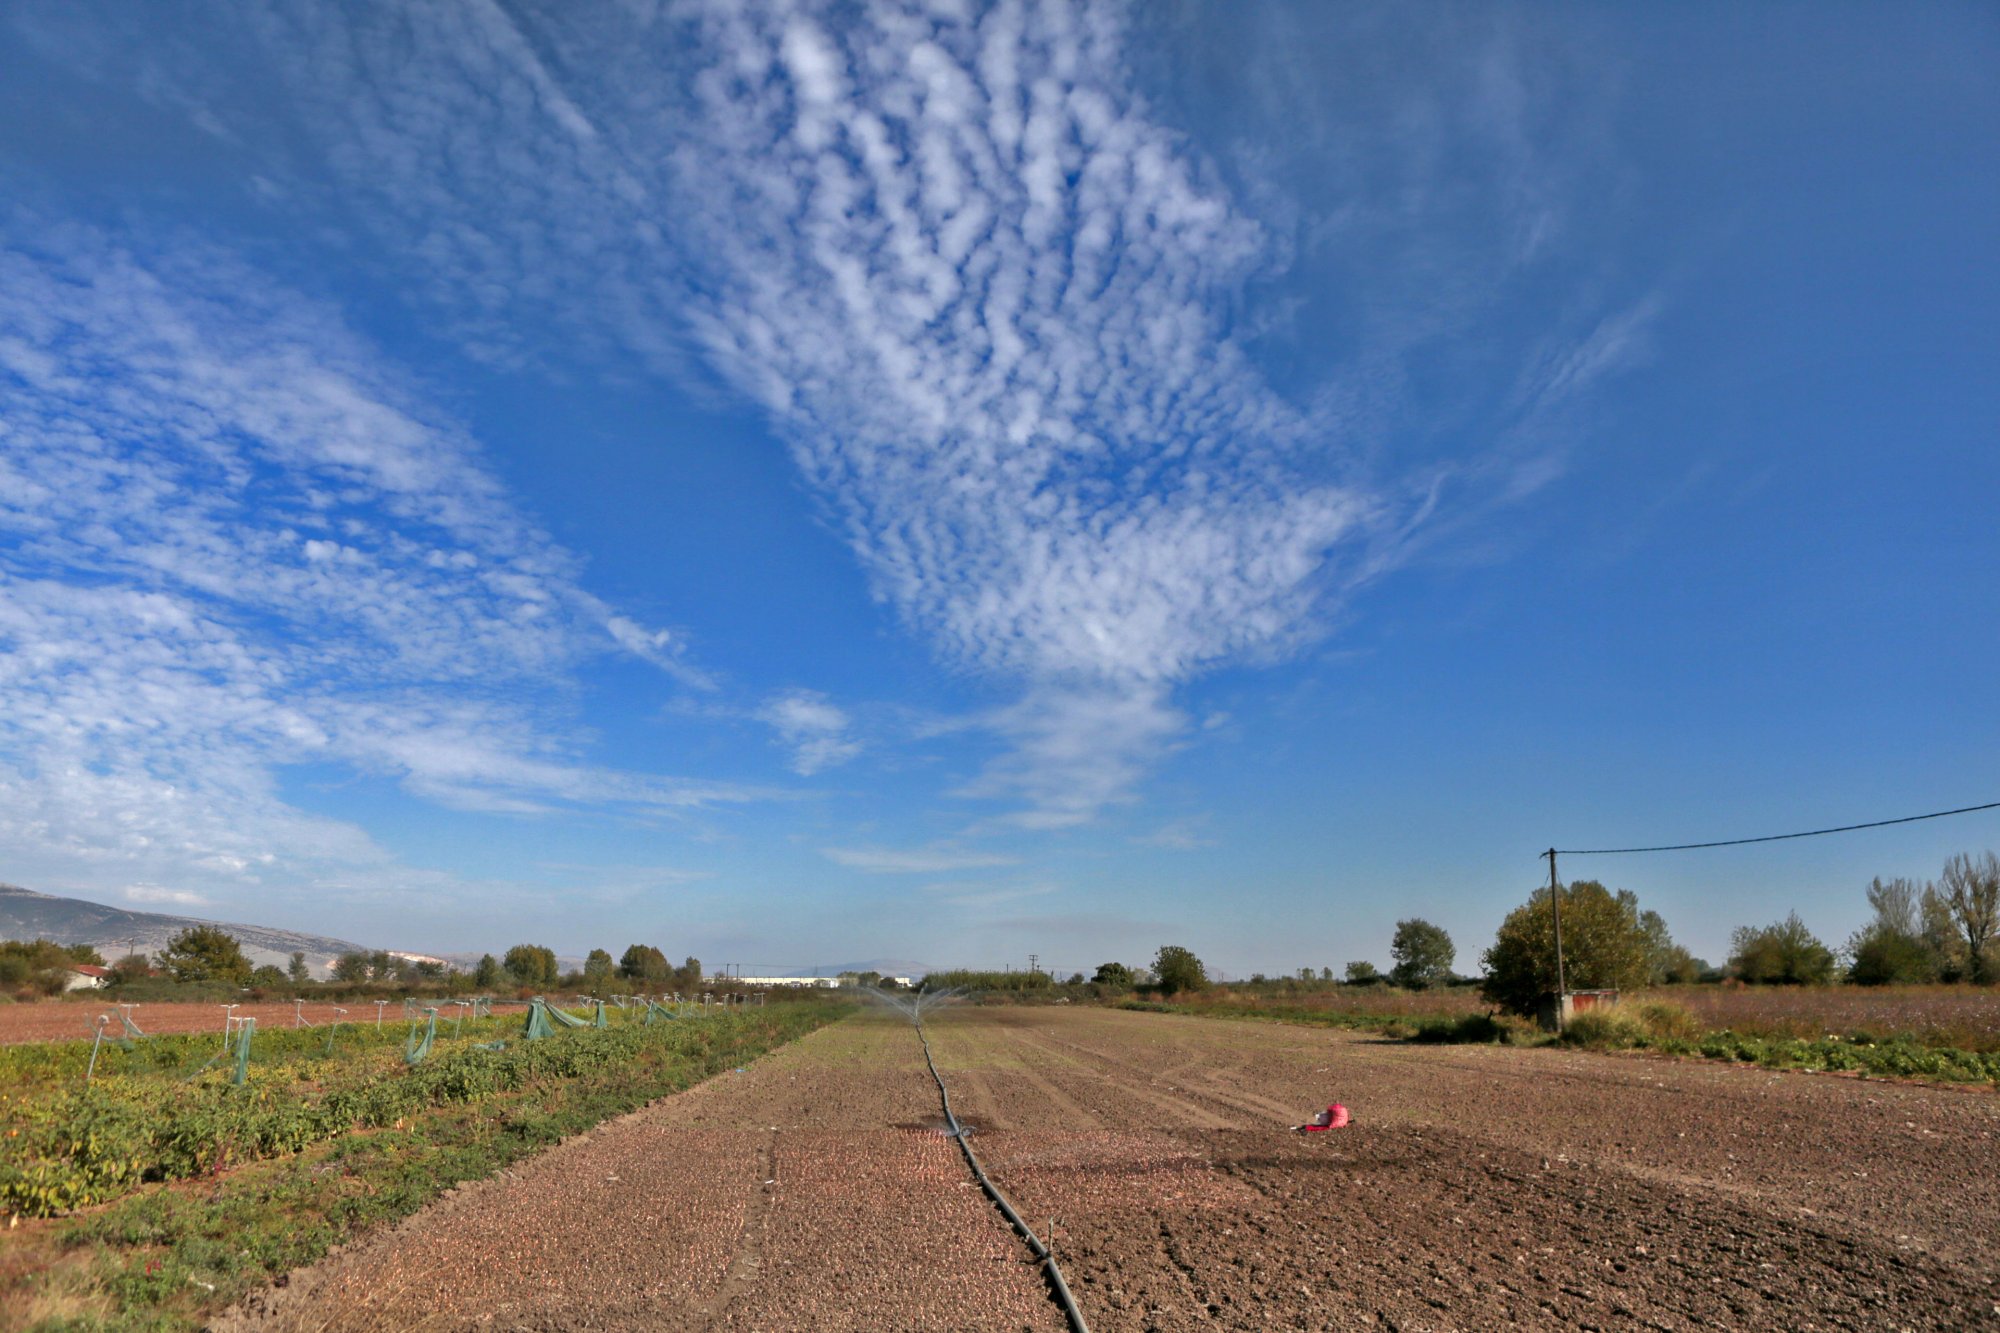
[715,974,913,989]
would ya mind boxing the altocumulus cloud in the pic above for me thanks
[673,0,1379,824]
[0,223,752,898]
[13,0,1634,827]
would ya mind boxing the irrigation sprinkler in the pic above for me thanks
[293,998,314,1029]
[86,1014,111,1083]
[374,999,389,1028]
[862,984,963,1025]
[219,1003,239,1045]
[324,1005,349,1056]
[451,999,471,1037]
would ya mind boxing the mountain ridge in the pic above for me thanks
[0,883,371,979]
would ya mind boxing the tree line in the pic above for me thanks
[3,925,710,998]
[944,847,2000,1019]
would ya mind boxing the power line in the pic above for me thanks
[1555,799,2000,856]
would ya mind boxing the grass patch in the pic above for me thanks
[1,1001,846,1331]
[1112,992,2000,1089]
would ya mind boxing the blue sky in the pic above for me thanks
[1,2,1994,977]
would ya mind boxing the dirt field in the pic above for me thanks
[226,1006,2000,1331]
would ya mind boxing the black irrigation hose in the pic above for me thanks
[915,1021,1092,1333]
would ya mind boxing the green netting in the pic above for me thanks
[523,998,555,1040]
[231,1018,254,1085]
[404,1008,439,1066]
[593,1001,609,1029]
[117,1010,148,1041]
[544,1000,591,1029]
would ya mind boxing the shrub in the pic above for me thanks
[1631,1000,1704,1044]
[1410,1012,1509,1044]
[1560,1007,1652,1049]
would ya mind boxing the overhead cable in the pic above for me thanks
[1556,799,2000,856]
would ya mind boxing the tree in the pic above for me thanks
[1846,877,1938,986]
[1152,945,1208,996]
[109,953,151,984]
[674,956,704,994]
[1320,966,1334,982]
[288,951,311,984]
[1091,962,1134,988]
[618,944,669,984]
[330,952,372,983]
[1939,852,2000,984]
[1729,913,1836,985]
[0,940,108,994]
[1482,880,1654,1016]
[1635,909,1705,985]
[472,953,501,988]
[249,964,288,987]
[503,944,559,988]
[1920,884,1968,981]
[1389,919,1455,989]
[158,925,253,985]
[583,948,615,987]
[1344,960,1381,985]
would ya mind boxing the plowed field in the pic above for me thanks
[225,1006,2000,1331]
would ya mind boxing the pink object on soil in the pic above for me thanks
[1300,1102,1350,1132]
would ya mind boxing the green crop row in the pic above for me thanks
[0,1006,833,1219]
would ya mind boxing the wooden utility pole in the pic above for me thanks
[1544,848,1568,1030]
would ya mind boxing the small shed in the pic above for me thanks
[62,965,111,992]
[1538,988,1619,1031]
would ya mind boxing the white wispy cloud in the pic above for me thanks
[122,886,213,907]
[0,222,754,899]
[822,846,1019,874]
[757,689,862,776]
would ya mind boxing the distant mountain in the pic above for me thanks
[0,883,371,979]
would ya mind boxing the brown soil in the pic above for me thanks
[935,1008,2000,1331]
[217,1014,1067,1332]
[222,1006,2000,1331]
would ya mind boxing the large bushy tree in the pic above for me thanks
[1091,961,1134,988]
[619,944,669,984]
[1152,945,1208,996]
[158,925,252,985]
[1482,880,1655,1016]
[1846,877,1938,985]
[1389,919,1455,989]
[1729,912,1836,985]
[330,952,372,983]
[503,944,559,988]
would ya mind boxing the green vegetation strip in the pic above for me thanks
[2,1001,846,1332]
[1116,997,2000,1087]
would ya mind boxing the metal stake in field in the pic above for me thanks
[219,1003,238,1045]
[374,999,389,1028]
